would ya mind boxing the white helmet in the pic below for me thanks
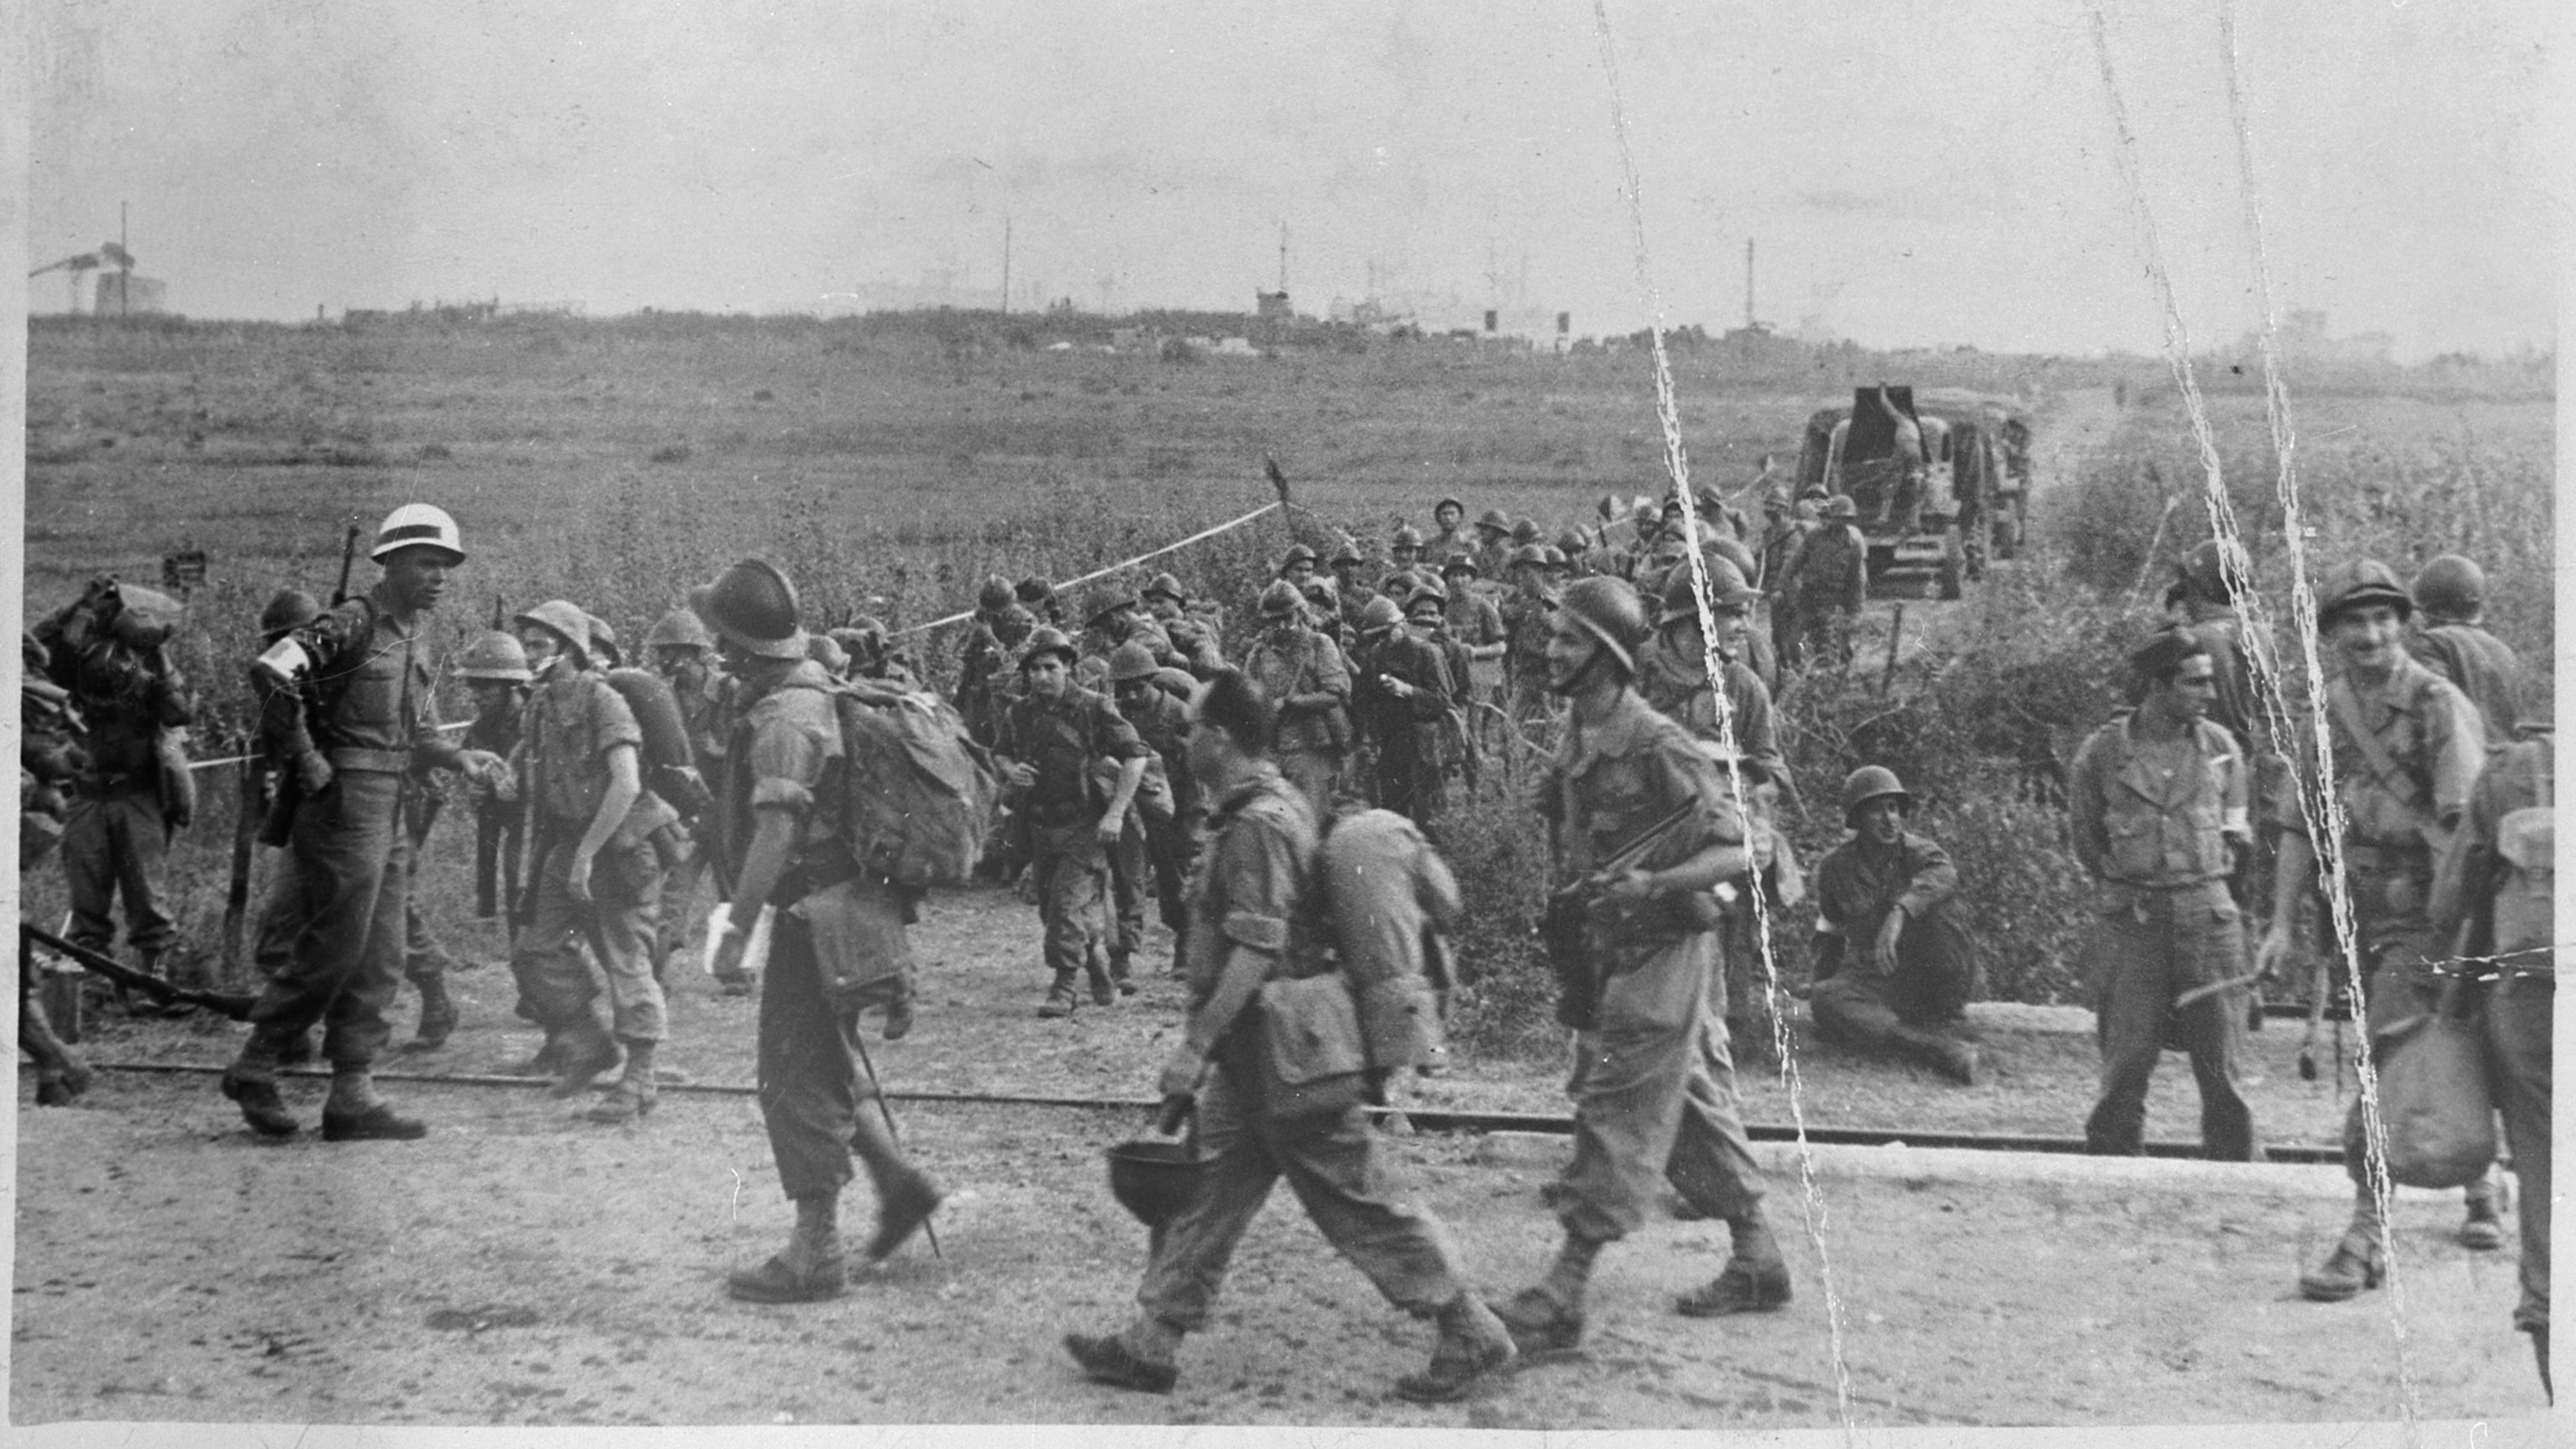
[370,503,465,563]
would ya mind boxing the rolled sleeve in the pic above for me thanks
[2425,683,2485,825]
[1089,695,1151,762]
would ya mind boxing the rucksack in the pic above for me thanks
[828,681,1002,889]
[604,667,711,823]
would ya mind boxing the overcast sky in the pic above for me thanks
[24,0,2561,357]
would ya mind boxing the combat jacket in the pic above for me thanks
[954,606,1030,743]
[713,659,847,895]
[1335,583,1382,643]
[1809,831,1960,977]
[1445,593,1505,652]
[1635,636,1785,788]
[61,638,191,785]
[994,684,1149,827]
[1114,680,1195,819]
[1157,613,1225,677]
[1178,762,1325,1061]
[1778,524,1866,613]
[519,664,677,847]
[1353,630,1454,764]
[2410,622,2526,748]
[1541,689,1742,953]
[266,585,462,778]
[2278,656,2484,857]
[2432,732,2553,963]
[1499,590,1556,679]
[1241,625,1351,758]
[2067,714,2248,892]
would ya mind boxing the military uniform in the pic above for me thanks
[956,604,1033,745]
[51,617,192,976]
[1776,521,1866,670]
[996,683,1151,990]
[1110,680,1195,969]
[2067,713,2257,1158]
[511,662,679,1059]
[1537,690,1770,1241]
[2411,621,2526,748]
[1499,587,1557,722]
[1352,623,1455,827]
[2429,731,2552,1348]
[1240,622,1351,819]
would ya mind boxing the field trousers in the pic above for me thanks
[656,845,712,978]
[1137,1033,1467,1332]
[512,833,669,1043]
[1029,817,1108,975]
[756,902,898,1202]
[61,783,179,960]
[1372,739,1445,833]
[1548,932,1769,1239]
[2082,884,2257,1160]
[1110,811,1191,961]
[232,769,412,1078]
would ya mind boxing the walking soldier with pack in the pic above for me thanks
[2258,560,2501,1299]
[1062,670,1515,1404]
[1499,543,1559,723]
[1106,639,1194,981]
[1493,576,1792,1356]
[1240,580,1352,821]
[222,505,508,1142]
[995,625,1152,1016]
[1138,572,1224,678]
[698,558,945,1302]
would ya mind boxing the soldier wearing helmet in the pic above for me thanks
[222,504,507,1143]
[1426,498,1471,564]
[1386,525,1427,585]
[643,606,726,978]
[1806,766,1983,1085]
[1276,544,1319,585]
[1638,560,1802,1055]
[2408,554,2526,747]
[1015,575,1062,627]
[2262,559,2499,1301]
[1770,494,1866,670]
[696,558,943,1302]
[1136,573,1223,678]
[1489,575,1788,1352]
[1472,510,1518,581]
[958,577,1038,747]
[1403,574,1479,786]
[1104,639,1195,975]
[1298,575,1346,652]
[2427,673,2555,1394]
[1328,540,1380,637]
[1499,543,1561,722]
[1352,585,1457,827]
[1240,579,1352,820]
[996,623,1154,1016]
[1440,554,1506,694]
[1080,582,1178,671]
[2066,629,2258,1158]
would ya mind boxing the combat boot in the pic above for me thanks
[1107,949,1138,997]
[586,1040,659,1125]
[548,1021,623,1098]
[401,977,459,1053]
[1086,958,1117,1007]
[727,1194,846,1303]
[1393,1294,1518,1403]
[1063,1318,1182,1394]
[2458,1195,2505,1252]
[319,1070,428,1142]
[221,1066,301,1138]
[1678,1216,1793,1316]
[1038,970,1081,1019]
[2298,1230,2385,1302]
[1897,1027,1988,1087]
[1489,1286,1585,1358]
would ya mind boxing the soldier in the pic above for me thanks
[39,575,195,1008]
[1471,508,1517,581]
[244,590,325,1063]
[500,600,681,1123]
[2409,554,2526,747]
[1807,769,1982,1084]
[1639,561,1799,1055]
[1491,577,1791,1353]
[1239,580,1351,821]
[1553,528,1597,579]
[640,606,725,979]
[957,575,1033,745]
[221,504,508,1142]
[1499,543,1560,722]
[995,625,1152,1016]
[1328,539,1379,627]
[696,559,944,1302]
[22,630,92,1103]
[1015,575,1062,627]
[1138,573,1223,677]
[1298,575,1346,652]
[1408,574,1480,793]
[1276,543,1319,586]
[2259,560,2500,1299]
[1385,525,1426,588]
[1062,669,1516,1403]
[837,617,921,689]
[1775,495,1866,670]
[1872,385,1928,533]
[1755,487,1799,595]
[2427,682,2553,1396]
[1440,553,1505,689]
[1425,496,1472,564]
[1352,594,1456,828]
[2065,630,2261,1151]
[1106,640,1194,982]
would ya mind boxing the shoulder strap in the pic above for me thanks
[2325,675,2426,812]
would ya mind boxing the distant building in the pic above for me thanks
[91,272,167,315]
[1255,291,1292,321]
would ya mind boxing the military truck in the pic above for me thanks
[1797,385,2033,597]
[1913,387,2034,568]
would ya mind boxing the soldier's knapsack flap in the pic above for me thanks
[836,687,1002,889]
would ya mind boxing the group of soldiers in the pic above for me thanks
[13,485,2552,1402]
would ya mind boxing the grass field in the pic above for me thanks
[20,314,2554,1038]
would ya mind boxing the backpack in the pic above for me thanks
[604,667,711,823]
[828,681,1003,889]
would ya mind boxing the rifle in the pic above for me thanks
[1538,794,1705,1031]
[24,923,260,1021]
[218,752,266,984]
[332,522,361,606]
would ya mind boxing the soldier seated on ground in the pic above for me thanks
[1805,767,1985,1085]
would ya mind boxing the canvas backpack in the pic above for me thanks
[825,680,1002,889]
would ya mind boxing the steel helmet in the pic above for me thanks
[1018,625,1078,670]
[977,574,1016,612]
[454,628,533,683]
[1441,552,1480,578]
[1142,571,1188,605]
[1329,538,1365,568]
[1823,495,1858,520]
[1259,579,1305,618]
[259,588,322,642]
[512,599,594,664]
[1390,525,1425,550]
[1357,596,1405,634]
[1083,583,1140,629]
[1508,543,1549,570]
[1475,507,1512,534]
[2411,554,2485,618]
[1107,639,1161,683]
[1660,559,1759,624]
[1556,576,1649,676]
[1708,537,1758,580]
[2316,558,2412,627]
[1404,572,1450,606]
[1556,528,1589,555]
[644,606,716,653]
[1841,765,1912,827]
[585,614,622,670]
[1278,543,1320,574]
[1540,545,1569,570]
[1015,576,1055,607]
[700,559,807,659]
[1074,654,1110,689]
[1511,518,1542,545]
[1434,496,1466,521]
[2180,537,2253,604]
[370,503,466,564]
[826,625,873,664]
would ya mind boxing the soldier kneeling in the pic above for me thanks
[1806,767,1986,1085]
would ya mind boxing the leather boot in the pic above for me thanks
[880,980,915,1042]
[1037,970,1080,1018]
[1086,957,1116,1007]
[1394,1294,1518,1403]
[1897,1025,1987,1086]
[2458,1195,2506,1252]
[402,976,459,1053]
[222,1066,301,1137]
[587,1040,659,1124]
[727,1194,846,1303]
[40,968,83,1046]
[548,1022,623,1098]
[1108,949,1138,997]
[2298,1230,2385,1302]
[1490,1286,1585,1357]
[1063,1317,1181,1394]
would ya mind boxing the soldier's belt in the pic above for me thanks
[326,747,414,774]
